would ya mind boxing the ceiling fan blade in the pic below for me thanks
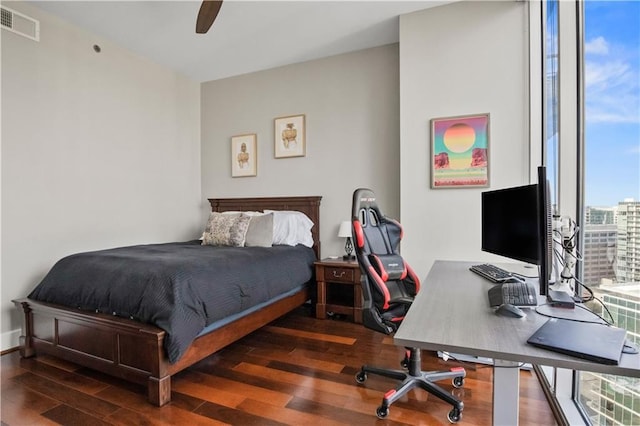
[196,0,223,34]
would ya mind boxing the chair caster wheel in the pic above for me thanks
[452,376,465,388]
[401,350,410,369]
[355,371,367,384]
[376,405,389,419]
[448,408,462,423]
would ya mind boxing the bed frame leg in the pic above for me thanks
[19,335,35,358]
[148,375,171,406]
[14,300,35,358]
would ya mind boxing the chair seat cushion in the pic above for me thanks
[389,296,413,306]
[380,303,411,324]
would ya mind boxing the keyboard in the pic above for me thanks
[488,281,538,307]
[469,263,515,283]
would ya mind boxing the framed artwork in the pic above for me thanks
[274,114,306,158]
[431,113,490,188]
[231,133,257,177]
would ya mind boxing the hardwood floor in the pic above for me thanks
[1,305,556,425]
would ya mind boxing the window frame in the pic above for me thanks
[534,0,588,423]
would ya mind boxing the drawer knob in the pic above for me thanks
[332,270,346,278]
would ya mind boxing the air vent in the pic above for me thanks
[1,6,39,41]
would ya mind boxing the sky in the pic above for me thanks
[583,1,640,207]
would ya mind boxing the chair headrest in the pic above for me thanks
[352,188,385,224]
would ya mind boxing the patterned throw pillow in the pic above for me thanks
[201,212,251,246]
[228,214,251,246]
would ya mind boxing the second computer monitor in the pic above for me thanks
[481,166,552,296]
[482,184,539,264]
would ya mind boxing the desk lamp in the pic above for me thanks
[338,221,355,260]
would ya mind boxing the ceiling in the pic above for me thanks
[29,1,451,83]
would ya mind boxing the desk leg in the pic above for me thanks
[493,359,520,426]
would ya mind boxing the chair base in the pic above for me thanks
[355,348,465,422]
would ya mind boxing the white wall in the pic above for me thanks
[1,2,201,349]
[399,1,532,279]
[201,45,401,257]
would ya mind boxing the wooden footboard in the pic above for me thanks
[13,195,321,406]
[14,286,310,406]
[14,298,170,404]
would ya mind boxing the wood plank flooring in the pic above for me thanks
[1,305,556,425]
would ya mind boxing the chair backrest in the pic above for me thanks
[351,188,421,334]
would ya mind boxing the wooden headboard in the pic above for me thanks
[208,196,322,259]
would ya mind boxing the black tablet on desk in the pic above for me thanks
[527,318,627,365]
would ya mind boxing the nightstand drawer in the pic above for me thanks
[323,266,354,283]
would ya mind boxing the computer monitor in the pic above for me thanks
[536,166,553,298]
[481,166,552,296]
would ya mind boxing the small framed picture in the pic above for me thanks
[274,114,305,158]
[231,133,257,177]
[431,113,490,188]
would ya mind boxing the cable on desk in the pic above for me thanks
[571,275,594,303]
[551,239,616,324]
[509,274,527,284]
[534,303,614,326]
[553,226,583,264]
[552,248,593,303]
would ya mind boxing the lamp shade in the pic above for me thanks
[338,221,352,238]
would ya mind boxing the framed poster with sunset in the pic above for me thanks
[430,113,489,188]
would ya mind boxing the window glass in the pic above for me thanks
[545,0,559,209]
[578,1,640,424]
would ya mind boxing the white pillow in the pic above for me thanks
[264,210,314,247]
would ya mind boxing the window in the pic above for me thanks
[544,0,559,211]
[541,1,640,424]
[578,1,640,424]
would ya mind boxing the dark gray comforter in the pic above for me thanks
[28,241,316,363]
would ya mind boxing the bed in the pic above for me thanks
[13,195,321,406]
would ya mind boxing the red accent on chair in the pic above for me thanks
[371,255,389,282]
[384,389,396,399]
[368,265,391,310]
[354,220,365,248]
[406,263,420,293]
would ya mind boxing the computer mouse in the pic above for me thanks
[623,339,639,354]
[495,304,526,318]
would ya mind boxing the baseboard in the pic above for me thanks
[1,329,21,353]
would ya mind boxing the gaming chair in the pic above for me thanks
[351,188,465,422]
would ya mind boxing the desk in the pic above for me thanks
[394,260,640,425]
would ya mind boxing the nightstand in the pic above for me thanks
[315,258,363,323]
